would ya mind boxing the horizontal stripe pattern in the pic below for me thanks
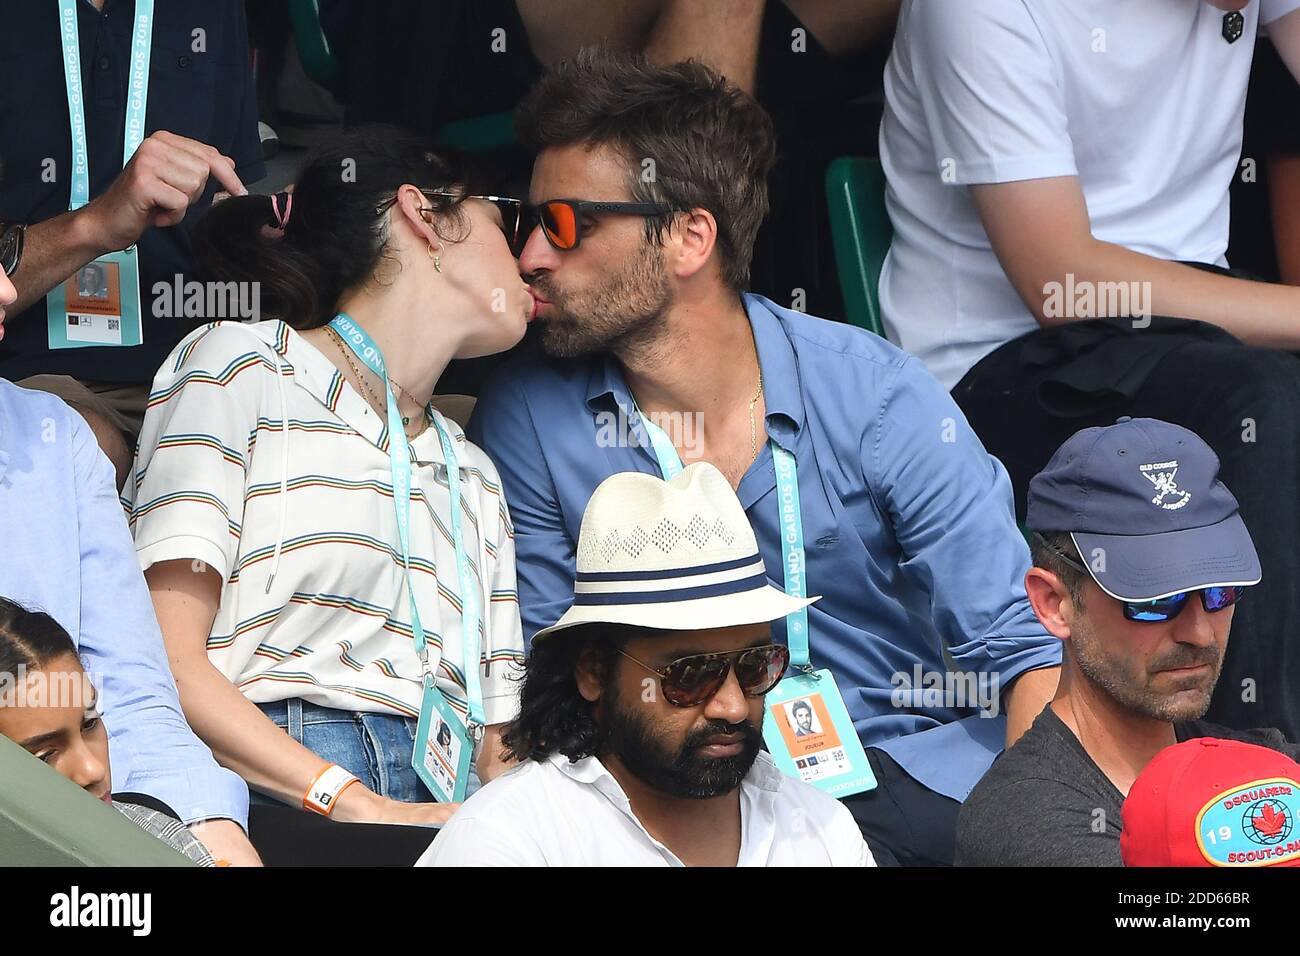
[128,321,524,721]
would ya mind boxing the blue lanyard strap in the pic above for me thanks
[58,0,155,211]
[329,314,485,731]
[637,402,812,670]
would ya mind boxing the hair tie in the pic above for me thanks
[270,191,293,230]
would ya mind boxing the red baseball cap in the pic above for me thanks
[1122,737,1300,867]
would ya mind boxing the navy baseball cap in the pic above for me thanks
[1026,417,1260,602]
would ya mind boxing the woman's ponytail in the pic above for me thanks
[191,125,472,330]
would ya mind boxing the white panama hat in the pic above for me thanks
[533,461,818,641]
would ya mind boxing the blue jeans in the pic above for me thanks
[252,699,479,807]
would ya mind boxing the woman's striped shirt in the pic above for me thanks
[126,321,524,725]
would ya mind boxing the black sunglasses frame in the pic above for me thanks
[1032,532,1247,622]
[1,222,24,277]
[618,643,791,708]
[375,189,525,253]
[526,199,673,252]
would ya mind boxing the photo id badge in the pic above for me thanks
[46,248,144,349]
[762,669,877,798]
[413,679,471,805]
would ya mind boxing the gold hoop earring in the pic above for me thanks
[427,243,442,273]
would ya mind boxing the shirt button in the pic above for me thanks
[177,55,190,68]
[98,57,110,70]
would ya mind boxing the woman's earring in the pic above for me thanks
[428,242,441,272]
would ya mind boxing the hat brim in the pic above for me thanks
[1072,513,1261,602]
[532,583,819,642]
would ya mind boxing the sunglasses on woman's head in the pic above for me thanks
[617,643,790,708]
[525,199,673,252]
[375,190,525,254]
[1033,533,1248,623]
[1,223,23,277]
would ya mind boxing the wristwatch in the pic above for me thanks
[0,221,25,277]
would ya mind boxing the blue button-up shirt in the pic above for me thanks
[0,379,248,826]
[471,294,1060,800]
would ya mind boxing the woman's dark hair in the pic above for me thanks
[501,623,667,763]
[192,125,474,330]
[515,47,777,291]
[0,597,78,680]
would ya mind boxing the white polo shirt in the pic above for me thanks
[126,321,524,725]
[879,0,1300,390]
[417,751,875,866]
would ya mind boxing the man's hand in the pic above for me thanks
[1004,665,1059,748]
[189,818,263,867]
[78,130,247,253]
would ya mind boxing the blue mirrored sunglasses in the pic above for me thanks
[1033,533,1248,623]
[1122,586,1246,622]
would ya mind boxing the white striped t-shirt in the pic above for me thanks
[126,320,524,725]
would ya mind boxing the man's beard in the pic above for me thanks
[1070,615,1223,722]
[601,680,762,799]
[531,240,672,359]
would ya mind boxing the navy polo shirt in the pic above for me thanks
[0,0,264,385]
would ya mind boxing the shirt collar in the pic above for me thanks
[583,293,806,440]
[546,749,787,864]
[276,321,451,465]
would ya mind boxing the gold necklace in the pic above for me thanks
[326,326,424,436]
[748,370,764,459]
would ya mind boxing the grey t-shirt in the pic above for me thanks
[955,707,1300,866]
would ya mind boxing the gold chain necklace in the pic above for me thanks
[748,370,764,459]
[325,326,425,436]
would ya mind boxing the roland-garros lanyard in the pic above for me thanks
[636,404,812,670]
[58,0,155,211]
[329,313,486,731]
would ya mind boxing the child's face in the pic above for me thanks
[0,652,111,803]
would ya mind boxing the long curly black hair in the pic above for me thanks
[501,623,666,763]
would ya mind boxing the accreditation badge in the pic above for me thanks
[46,247,144,349]
[413,677,471,805]
[762,669,877,798]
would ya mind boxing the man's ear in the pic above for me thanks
[1025,568,1075,642]
[575,644,609,704]
[669,207,720,281]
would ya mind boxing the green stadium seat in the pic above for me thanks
[287,1,516,154]
[825,156,893,338]
[288,0,344,96]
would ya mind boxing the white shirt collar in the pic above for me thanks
[546,751,785,866]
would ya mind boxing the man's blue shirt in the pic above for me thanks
[470,294,1060,799]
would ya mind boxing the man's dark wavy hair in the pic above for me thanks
[514,46,777,291]
[502,622,668,763]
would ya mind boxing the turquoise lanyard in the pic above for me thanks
[58,0,155,211]
[329,314,486,732]
[637,405,812,671]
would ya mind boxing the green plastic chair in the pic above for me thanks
[0,735,193,866]
[435,112,517,153]
[825,157,893,338]
[288,0,344,95]
[287,1,516,153]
